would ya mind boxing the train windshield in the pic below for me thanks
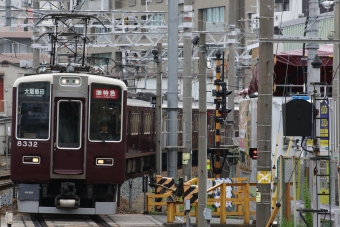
[89,83,122,142]
[16,82,50,140]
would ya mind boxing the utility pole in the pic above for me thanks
[197,32,207,227]
[33,1,40,70]
[167,0,179,180]
[256,0,273,226]
[306,1,321,225]
[182,0,193,181]
[155,43,163,176]
[333,0,340,220]
[5,0,10,26]
[228,0,236,136]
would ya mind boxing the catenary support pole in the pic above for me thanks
[182,0,193,181]
[228,0,235,125]
[197,33,207,227]
[334,0,340,223]
[256,0,274,226]
[33,1,40,70]
[306,1,320,225]
[167,0,179,180]
[156,43,163,175]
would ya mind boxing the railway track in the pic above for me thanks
[7,213,165,227]
[0,171,12,190]
[27,214,119,227]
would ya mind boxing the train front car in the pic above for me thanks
[11,73,127,215]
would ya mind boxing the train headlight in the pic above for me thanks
[60,77,82,86]
[22,156,41,164]
[96,158,114,166]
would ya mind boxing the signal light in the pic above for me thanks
[249,148,258,160]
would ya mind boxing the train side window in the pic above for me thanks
[144,113,151,134]
[178,114,183,132]
[16,82,50,140]
[209,114,215,131]
[131,113,139,135]
[193,114,199,132]
[127,112,130,135]
[141,112,144,135]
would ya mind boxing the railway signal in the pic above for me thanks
[249,148,258,160]
[220,84,232,121]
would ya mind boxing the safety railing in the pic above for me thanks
[146,178,256,224]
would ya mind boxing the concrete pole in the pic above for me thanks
[256,0,273,226]
[334,0,340,221]
[306,1,320,95]
[33,1,40,70]
[228,0,236,128]
[197,33,207,227]
[155,43,163,175]
[182,0,193,181]
[306,1,320,225]
[167,0,179,180]
[5,0,10,26]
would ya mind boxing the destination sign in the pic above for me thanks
[93,88,118,99]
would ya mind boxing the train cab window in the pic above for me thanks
[16,82,50,140]
[57,101,81,148]
[89,83,123,142]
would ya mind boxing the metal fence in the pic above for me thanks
[276,156,338,226]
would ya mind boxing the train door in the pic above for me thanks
[52,99,85,174]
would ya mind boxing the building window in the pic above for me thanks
[94,21,111,33]
[275,0,289,12]
[115,0,122,8]
[142,14,165,27]
[128,0,136,6]
[90,53,112,68]
[204,6,224,23]
[73,27,84,35]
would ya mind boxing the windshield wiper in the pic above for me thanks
[91,124,106,144]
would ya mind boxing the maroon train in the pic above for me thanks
[124,95,238,176]
[10,73,237,215]
[11,73,127,214]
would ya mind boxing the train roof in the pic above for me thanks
[13,73,127,90]
[127,97,217,110]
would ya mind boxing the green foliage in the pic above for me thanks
[281,218,305,227]
[281,219,294,227]
[302,180,313,227]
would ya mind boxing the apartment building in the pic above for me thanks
[0,0,318,101]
